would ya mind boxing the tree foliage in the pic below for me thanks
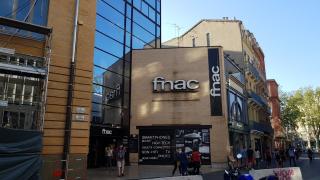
[281,87,320,149]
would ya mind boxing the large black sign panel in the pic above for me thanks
[139,127,211,165]
[139,129,174,165]
[208,48,222,116]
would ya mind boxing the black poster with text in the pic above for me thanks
[139,129,174,165]
[208,48,222,116]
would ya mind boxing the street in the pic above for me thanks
[203,153,320,180]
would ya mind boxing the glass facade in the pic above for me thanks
[0,0,49,39]
[92,0,161,128]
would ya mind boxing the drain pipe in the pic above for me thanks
[62,0,80,179]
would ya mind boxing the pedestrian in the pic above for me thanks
[115,143,126,177]
[265,147,272,168]
[172,148,181,176]
[177,148,188,176]
[279,148,286,168]
[246,146,254,169]
[228,147,237,170]
[105,146,113,168]
[307,148,313,163]
[274,148,281,168]
[191,148,201,175]
[241,147,247,168]
[255,148,261,169]
[288,146,296,166]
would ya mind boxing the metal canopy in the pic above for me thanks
[0,17,52,35]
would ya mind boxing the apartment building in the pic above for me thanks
[267,79,285,148]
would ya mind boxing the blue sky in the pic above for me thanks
[161,0,320,92]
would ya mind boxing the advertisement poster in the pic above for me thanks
[175,128,211,165]
[139,127,211,165]
[139,129,174,165]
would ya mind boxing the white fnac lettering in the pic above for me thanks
[153,77,199,91]
[210,66,221,97]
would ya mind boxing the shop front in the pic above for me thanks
[88,125,128,168]
[130,47,230,166]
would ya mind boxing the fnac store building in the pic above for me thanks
[129,47,231,167]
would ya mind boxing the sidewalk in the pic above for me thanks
[87,165,223,180]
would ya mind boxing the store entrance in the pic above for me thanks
[88,136,119,168]
[87,125,128,168]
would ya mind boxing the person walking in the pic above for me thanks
[265,147,272,168]
[255,148,261,169]
[274,148,281,168]
[288,146,296,166]
[177,148,188,176]
[115,143,126,177]
[105,146,113,169]
[307,148,313,163]
[279,148,286,168]
[172,148,181,176]
[246,146,254,169]
[191,148,201,175]
[241,147,247,168]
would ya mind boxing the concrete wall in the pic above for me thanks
[163,20,243,66]
[130,47,230,165]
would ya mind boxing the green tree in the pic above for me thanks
[280,90,301,137]
[296,88,320,150]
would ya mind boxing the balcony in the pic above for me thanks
[248,90,268,107]
[249,121,273,135]
[0,52,46,77]
[245,62,266,82]
[246,62,260,81]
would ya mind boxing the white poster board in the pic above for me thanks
[249,167,302,180]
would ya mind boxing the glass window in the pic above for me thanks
[32,0,49,25]
[156,0,160,12]
[156,26,160,38]
[93,66,105,86]
[141,1,149,16]
[206,33,210,46]
[94,49,123,75]
[133,0,142,9]
[96,15,124,43]
[126,4,132,18]
[133,24,155,45]
[148,6,155,21]
[145,0,155,8]
[97,0,124,28]
[93,66,124,90]
[105,0,125,12]
[103,105,122,125]
[124,50,131,62]
[103,70,124,90]
[125,32,131,47]
[126,18,132,33]
[132,36,153,49]
[156,13,160,25]
[95,31,124,58]
[0,1,13,17]
[133,9,155,34]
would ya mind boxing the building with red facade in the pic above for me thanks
[267,79,285,148]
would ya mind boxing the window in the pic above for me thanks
[0,0,49,25]
[206,33,210,46]
[192,38,196,47]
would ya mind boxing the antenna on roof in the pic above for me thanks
[168,23,183,47]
